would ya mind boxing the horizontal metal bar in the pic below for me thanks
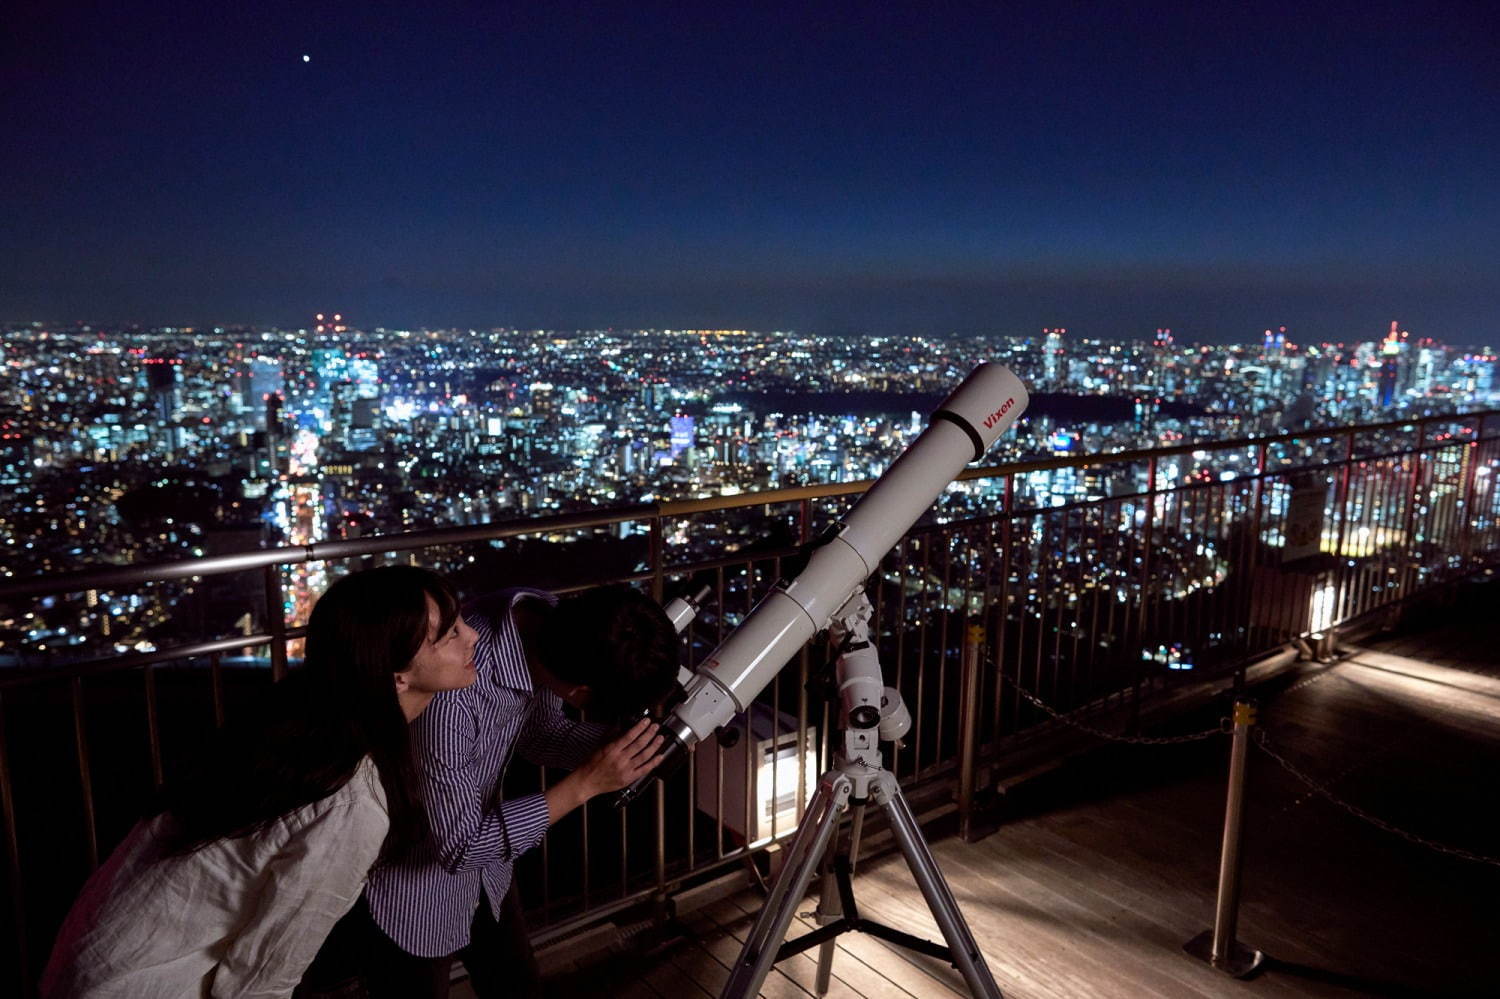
[0,505,657,602]
[0,629,306,689]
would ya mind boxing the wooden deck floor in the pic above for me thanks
[488,581,1500,998]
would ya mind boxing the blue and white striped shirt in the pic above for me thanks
[365,588,610,957]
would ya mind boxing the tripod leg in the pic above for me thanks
[812,801,860,996]
[722,773,852,999]
[873,773,1004,999]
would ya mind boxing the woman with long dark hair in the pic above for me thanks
[41,565,476,998]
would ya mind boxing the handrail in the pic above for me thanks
[0,630,295,690]
[2,409,1494,605]
[0,504,653,602]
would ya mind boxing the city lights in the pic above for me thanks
[0,321,1495,665]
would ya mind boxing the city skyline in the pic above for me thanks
[5,322,1494,605]
[5,2,1497,339]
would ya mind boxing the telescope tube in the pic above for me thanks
[615,362,1027,805]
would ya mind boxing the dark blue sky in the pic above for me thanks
[4,1,1496,342]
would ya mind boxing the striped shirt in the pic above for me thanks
[365,588,610,957]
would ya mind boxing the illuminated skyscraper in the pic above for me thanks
[1043,328,1066,387]
[669,414,696,458]
[1378,321,1404,407]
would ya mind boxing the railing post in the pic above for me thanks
[1185,700,1264,977]
[0,693,29,999]
[1398,423,1427,601]
[1243,441,1270,658]
[143,662,164,790]
[210,650,226,729]
[654,780,667,896]
[1331,430,1357,625]
[263,565,288,683]
[1457,428,1482,570]
[957,623,985,842]
[649,512,668,909]
[993,474,1014,739]
[1131,455,1159,730]
[70,677,99,871]
[648,513,666,603]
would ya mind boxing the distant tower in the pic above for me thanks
[1043,328,1066,387]
[669,414,696,458]
[1378,321,1404,407]
[1152,329,1173,394]
[264,393,285,475]
[145,354,179,422]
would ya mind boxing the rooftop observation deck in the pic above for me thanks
[529,581,1500,999]
[2,410,1497,998]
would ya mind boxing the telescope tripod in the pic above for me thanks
[721,761,1003,999]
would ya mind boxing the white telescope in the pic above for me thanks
[616,362,1028,805]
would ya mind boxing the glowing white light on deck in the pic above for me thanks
[1309,583,1337,633]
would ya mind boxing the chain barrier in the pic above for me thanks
[1251,729,1500,868]
[1001,675,1500,866]
[1000,673,1225,745]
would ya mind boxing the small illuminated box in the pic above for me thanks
[693,703,818,847]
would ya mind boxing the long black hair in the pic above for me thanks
[158,565,458,863]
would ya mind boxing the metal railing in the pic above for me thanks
[1,409,1498,994]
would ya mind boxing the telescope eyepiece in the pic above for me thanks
[611,723,691,808]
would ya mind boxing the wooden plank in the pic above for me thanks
[721,890,919,999]
[700,893,869,999]
[959,825,1315,998]
[851,851,1122,999]
[678,897,813,999]
[544,952,665,999]
[901,838,1222,999]
[784,897,965,999]
[662,934,741,996]
[640,936,718,999]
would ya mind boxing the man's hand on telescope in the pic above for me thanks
[546,718,664,823]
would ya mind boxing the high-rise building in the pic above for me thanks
[1378,322,1404,407]
[669,414,696,458]
[144,355,180,422]
[1043,328,1066,387]
[348,397,380,451]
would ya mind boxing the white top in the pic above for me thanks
[41,756,389,999]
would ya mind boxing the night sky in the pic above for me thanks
[4,1,1496,342]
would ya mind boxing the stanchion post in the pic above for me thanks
[957,624,984,842]
[1185,700,1265,977]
